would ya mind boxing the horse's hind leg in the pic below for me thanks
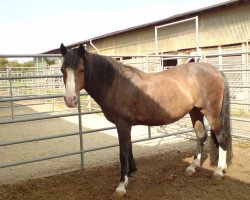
[202,109,232,179]
[208,118,231,179]
[205,73,232,178]
[186,108,207,175]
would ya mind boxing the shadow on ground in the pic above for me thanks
[1,103,250,200]
[0,144,249,200]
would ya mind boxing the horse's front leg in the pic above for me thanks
[114,123,132,196]
[128,142,137,180]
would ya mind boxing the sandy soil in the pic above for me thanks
[1,102,250,199]
[0,141,249,200]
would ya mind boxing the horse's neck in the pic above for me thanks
[84,53,116,104]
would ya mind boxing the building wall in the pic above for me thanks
[87,3,250,55]
[199,3,250,47]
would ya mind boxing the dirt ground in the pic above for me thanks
[1,102,250,199]
[0,141,250,200]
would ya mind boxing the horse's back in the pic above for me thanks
[172,62,221,78]
[175,62,224,113]
[132,62,224,125]
[102,61,224,126]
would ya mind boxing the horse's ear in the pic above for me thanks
[78,44,85,57]
[60,43,67,57]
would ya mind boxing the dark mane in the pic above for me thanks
[82,51,144,104]
[85,51,142,79]
[63,49,80,69]
[63,48,141,97]
[83,52,117,101]
[83,51,115,88]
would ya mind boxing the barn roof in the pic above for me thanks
[44,0,247,54]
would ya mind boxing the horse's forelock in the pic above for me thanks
[63,49,80,69]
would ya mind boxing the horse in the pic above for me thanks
[59,43,232,196]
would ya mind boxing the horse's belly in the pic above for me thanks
[134,105,190,126]
[135,117,181,126]
[134,88,194,126]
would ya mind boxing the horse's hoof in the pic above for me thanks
[185,170,194,176]
[212,174,223,180]
[113,188,126,197]
[212,170,224,180]
[185,165,195,176]
[113,176,128,197]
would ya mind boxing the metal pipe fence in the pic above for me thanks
[0,52,249,172]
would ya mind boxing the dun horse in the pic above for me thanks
[60,43,232,196]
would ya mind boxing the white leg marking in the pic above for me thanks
[213,168,224,177]
[213,147,227,177]
[114,176,128,196]
[186,153,201,174]
[193,153,201,167]
[218,146,227,170]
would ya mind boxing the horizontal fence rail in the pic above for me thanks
[0,74,62,81]
[0,129,194,169]
[0,51,249,173]
[0,126,117,148]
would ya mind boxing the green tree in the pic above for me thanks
[0,58,8,69]
[0,59,35,72]
[23,61,34,68]
[44,57,55,66]
[9,60,21,68]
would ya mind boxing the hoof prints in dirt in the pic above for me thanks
[0,146,250,200]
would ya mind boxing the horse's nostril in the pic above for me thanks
[63,95,78,107]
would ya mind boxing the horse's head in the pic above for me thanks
[60,43,85,108]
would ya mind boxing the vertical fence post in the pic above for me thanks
[77,94,84,170]
[87,95,92,111]
[146,56,149,72]
[148,126,151,139]
[146,55,151,137]
[247,41,250,113]
[242,43,248,114]
[218,46,222,70]
[8,68,14,119]
[49,61,55,112]
[195,16,199,62]
[155,27,158,55]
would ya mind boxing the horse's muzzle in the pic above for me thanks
[64,95,77,108]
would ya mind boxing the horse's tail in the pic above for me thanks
[210,72,232,166]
